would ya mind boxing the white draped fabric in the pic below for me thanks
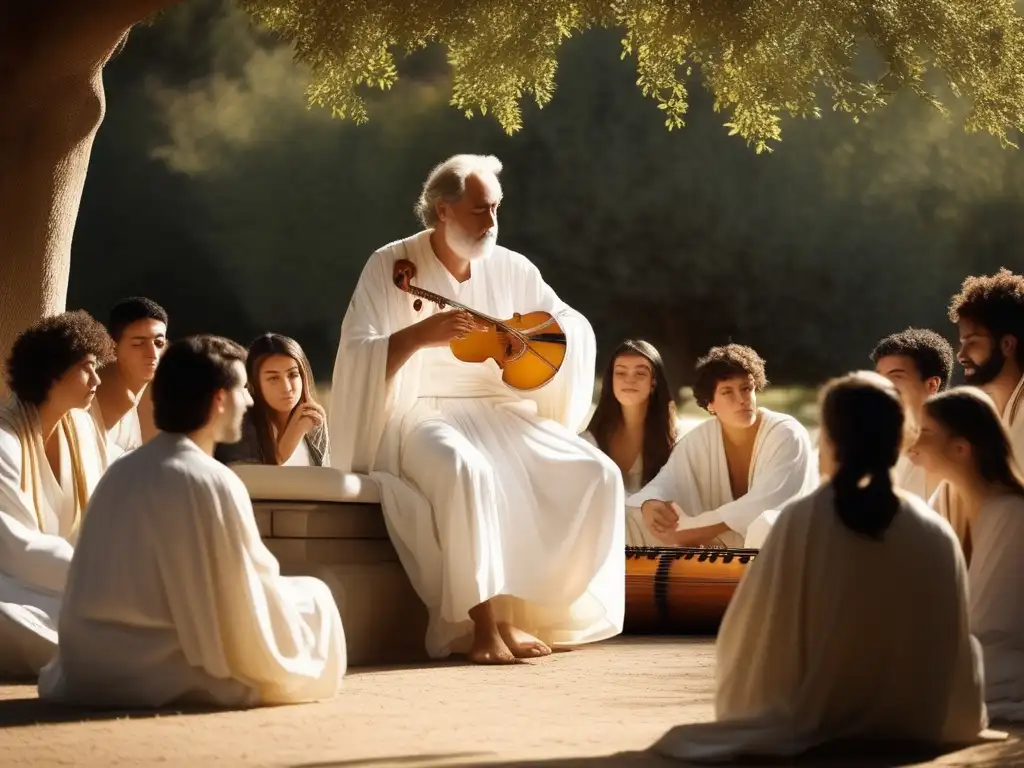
[329,231,624,658]
[88,397,143,461]
[0,399,107,677]
[653,485,989,762]
[626,409,817,548]
[38,433,345,707]
[968,494,1024,722]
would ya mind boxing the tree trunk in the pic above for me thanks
[0,70,106,394]
[0,1,182,395]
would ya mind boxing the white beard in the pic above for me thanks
[444,220,497,262]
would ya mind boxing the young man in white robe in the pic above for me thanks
[0,311,112,677]
[870,327,954,503]
[932,268,1024,560]
[629,344,817,549]
[329,154,624,665]
[89,296,168,459]
[653,372,989,763]
[39,335,345,707]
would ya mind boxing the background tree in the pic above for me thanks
[4,0,1024,388]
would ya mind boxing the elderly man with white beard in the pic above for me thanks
[329,154,624,665]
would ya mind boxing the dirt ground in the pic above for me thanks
[0,637,1019,768]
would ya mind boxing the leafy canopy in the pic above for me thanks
[238,0,1024,152]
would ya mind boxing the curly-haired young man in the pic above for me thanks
[870,327,955,503]
[628,343,818,548]
[948,268,1024,459]
[0,310,113,677]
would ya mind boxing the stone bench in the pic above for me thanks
[232,465,429,667]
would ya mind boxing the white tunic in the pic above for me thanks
[329,231,624,658]
[579,430,656,547]
[968,494,1024,722]
[626,409,818,548]
[0,402,107,677]
[653,485,988,762]
[1003,374,1024,462]
[87,397,143,461]
[894,453,940,504]
[38,433,345,707]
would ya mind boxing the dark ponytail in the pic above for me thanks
[820,372,905,539]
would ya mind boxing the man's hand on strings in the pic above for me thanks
[495,328,526,357]
[416,310,477,347]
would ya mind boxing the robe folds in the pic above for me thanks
[653,485,989,763]
[968,494,1024,722]
[329,230,624,659]
[38,433,345,707]
[626,409,818,548]
[0,397,107,677]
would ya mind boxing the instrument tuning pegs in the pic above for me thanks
[413,299,422,312]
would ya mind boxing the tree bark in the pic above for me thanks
[0,1,182,394]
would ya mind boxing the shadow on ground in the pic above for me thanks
[0,693,230,728]
[289,731,1024,768]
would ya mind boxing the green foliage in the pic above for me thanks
[238,0,1024,151]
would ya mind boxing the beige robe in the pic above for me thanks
[894,453,940,504]
[0,398,107,677]
[39,433,345,707]
[653,485,988,762]
[968,494,1024,722]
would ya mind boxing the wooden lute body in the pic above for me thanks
[392,258,567,392]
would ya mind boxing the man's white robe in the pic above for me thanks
[653,485,988,762]
[329,231,624,658]
[1004,374,1024,462]
[88,396,143,461]
[626,409,817,548]
[968,494,1024,722]
[0,399,107,677]
[38,433,345,707]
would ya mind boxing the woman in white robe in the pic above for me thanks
[909,386,1024,722]
[580,339,679,546]
[0,310,112,677]
[653,371,988,763]
[628,344,818,548]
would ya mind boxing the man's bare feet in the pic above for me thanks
[467,627,519,665]
[497,623,553,659]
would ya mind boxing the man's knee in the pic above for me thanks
[407,426,492,486]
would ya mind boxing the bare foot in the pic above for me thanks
[467,628,519,665]
[497,623,552,659]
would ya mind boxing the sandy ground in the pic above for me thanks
[0,637,1019,768]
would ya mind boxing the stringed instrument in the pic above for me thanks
[392,258,567,391]
[624,545,757,634]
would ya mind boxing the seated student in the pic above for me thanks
[935,270,1024,559]
[581,339,678,546]
[215,334,327,467]
[911,387,1024,722]
[653,372,988,763]
[38,335,346,708]
[871,327,954,503]
[628,344,816,548]
[89,297,168,459]
[0,311,112,677]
